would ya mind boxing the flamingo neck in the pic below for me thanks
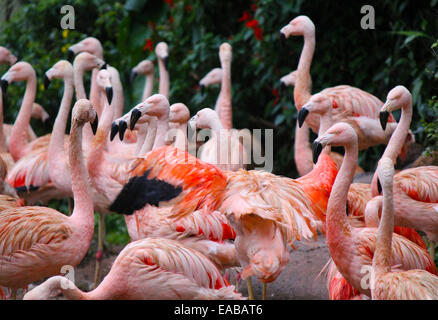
[319,110,333,154]
[326,140,356,264]
[139,118,158,155]
[294,33,314,109]
[134,124,147,155]
[142,73,154,102]
[73,67,94,148]
[68,121,94,247]
[153,114,169,149]
[48,76,74,184]
[172,122,188,151]
[382,100,412,162]
[112,73,124,120]
[373,180,394,276]
[218,58,232,130]
[294,122,313,176]
[89,69,102,117]
[9,74,37,160]
[158,59,169,99]
[88,98,113,176]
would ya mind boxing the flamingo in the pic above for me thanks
[366,85,438,257]
[23,238,243,300]
[199,67,222,97]
[280,16,414,152]
[68,37,104,116]
[168,103,190,151]
[0,98,98,299]
[312,122,436,297]
[0,46,17,66]
[370,157,438,299]
[190,108,247,171]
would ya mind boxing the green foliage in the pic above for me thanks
[2,0,438,242]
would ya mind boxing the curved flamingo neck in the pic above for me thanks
[142,73,154,102]
[326,139,356,264]
[48,76,74,187]
[382,99,412,162]
[158,59,169,99]
[218,58,232,130]
[9,74,37,160]
[294,33,314,109]
[68,120,94,243]
[319,110,333,154]
[373,178,394,276]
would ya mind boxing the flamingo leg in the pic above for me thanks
[246,277,254,300]
[94,213,105,288]
[262,282,267,300]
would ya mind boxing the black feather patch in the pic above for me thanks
[15,185,40,193]
[109,170,183,215]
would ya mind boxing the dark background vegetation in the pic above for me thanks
[1,0,438,245]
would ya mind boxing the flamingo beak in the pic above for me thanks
[44,74,51,90]
[110,122,119,141]
[130,70,137,83]
[106,87,113,105]
[298,107,309,128]
[91,114,99,135]
[379,111,390,131]
[130,108,142,130]
[163,56,168,71]
[67,49,75,63]
[377,178,382,195]
[118,120,128,141]
[279,81,286,95]
[279,32,286,47]
[312,140,323,164]
[100,62,107,70]
[200,84,205,96]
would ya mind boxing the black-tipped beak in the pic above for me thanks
[67,49,75,63]
[200,84,205,96]
[1,79,8,97]
[130,108,142,130]
[91,114,99,135]
[110,122,119,141]
[163,56,168,71]
[279,81,286,95]
[379,111,390,131]
[377,178,382,195]
[44,75,51,90]
[279,32,286,47]
[130,70,137,83]
[100,63,107,70]
[119,120,127,141]
[106,87,113,105]
[298,107,309,128]
[312,141,323,164]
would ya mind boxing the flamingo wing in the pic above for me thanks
[0,206,71,257]
[394,166,438,203]
[110,146,227,218]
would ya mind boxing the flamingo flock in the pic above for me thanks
[0,13,436,301]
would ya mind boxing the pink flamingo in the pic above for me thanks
[23,238,243,300]
[0,46,17,66]
[312,122,436,297]
[366,85,438,257]
[370,157,438,299]
[0,99,98,299]
[168,103,190,151]
[280,16,414,155]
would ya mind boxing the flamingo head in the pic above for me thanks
[280,15,315,44]
[96,69,113,105]
[380,85,411,130]
[130,94,169,129]
[44,60,73,89]
[72,98,98,134]
[199,68,222,94]
[155,42,169,70]
[279,70,297,94]
[73,52,106,73]
[68,37,103,62]
[219,42,232,64]
[189,108,219,130]
[31,103,50,123]
[312,122,357,163]
[169,103,190,124]
[0,46,17,66]
[130,59,154,82]
[298,93,331,128]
